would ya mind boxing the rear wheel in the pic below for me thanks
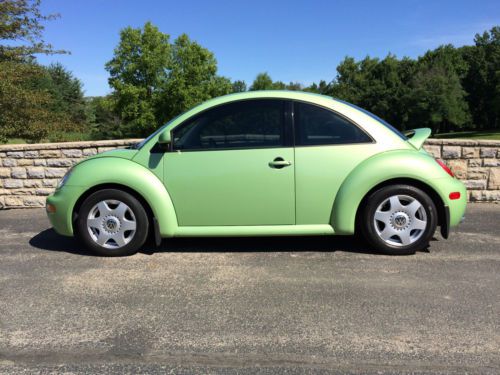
[360,185,437,255]
[76,189,149,256]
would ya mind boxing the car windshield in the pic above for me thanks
[133,127,164,149]
[336,99,408,141]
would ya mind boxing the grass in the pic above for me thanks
[433,130,500,140]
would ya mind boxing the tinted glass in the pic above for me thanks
[173,100,285,150]
[295,102,371,146]
[335,99,407,140]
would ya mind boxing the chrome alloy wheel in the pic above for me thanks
[86,200,137,249]
[373,195,428,247]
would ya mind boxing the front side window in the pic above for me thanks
[173,100,285,151]
[294,102,372,146]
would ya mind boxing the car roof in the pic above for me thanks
[202,90,336,106]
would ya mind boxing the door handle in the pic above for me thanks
[269,157,292,169]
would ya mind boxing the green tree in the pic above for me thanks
[106,21,170,137]
[305,80,330,94]
[86,95,123,140]
[232,80,247,92]
[405,46,470,133]
[461,26,500,129]
[42,63,86,125]
[285,82,303,91]
[249,73,295,90]
[249,72,275,90]
[327,51,470,133]
[406,64,470,133]
[0,61,69,142]
[159,33,232,125]
[0,0,65,61]
[329,55,415,130]
[106,23,232,137]
[0,0,69,142]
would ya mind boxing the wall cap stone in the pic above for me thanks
[0,139,142,152]
[425,138,500,147]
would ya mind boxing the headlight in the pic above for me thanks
[57,168,72,189]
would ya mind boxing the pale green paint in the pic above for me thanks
[295,143,389,224]
[46,185,86,236]
[164,147,295,226]
[407,128,432,150]
[46,90,467,239]
[86,148,138,161]
[175,224,334,237]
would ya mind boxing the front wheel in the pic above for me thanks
[360,185,437,255]
[76,189,149,256]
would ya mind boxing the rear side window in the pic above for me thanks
[173,99,285,151]
[294,102,372,146]
[336,99,407,140]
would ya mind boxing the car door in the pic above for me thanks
[293,101,377,225]
[163,99,295,226]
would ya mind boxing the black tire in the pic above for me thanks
[76,189,149,256]
[360,184,437,255]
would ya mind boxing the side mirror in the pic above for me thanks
[158,131,171,145]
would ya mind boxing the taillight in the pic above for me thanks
[436,159,454,177]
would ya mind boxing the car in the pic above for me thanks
[46,91,467,256]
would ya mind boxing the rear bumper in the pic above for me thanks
[445,179,467,227]
[437,177,467,238]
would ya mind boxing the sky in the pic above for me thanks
[36,0,500,97]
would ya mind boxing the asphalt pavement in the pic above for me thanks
[0,204,499,374]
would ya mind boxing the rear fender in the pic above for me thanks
[331,150,449,234]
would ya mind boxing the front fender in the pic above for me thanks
[331,150,452,234]
[63,157,177,236]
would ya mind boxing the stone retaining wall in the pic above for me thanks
[0,138,499,209]
[423,139,500,202]
[0,139,140,209]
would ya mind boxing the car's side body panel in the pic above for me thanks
[294,143,388,224]
[163,147,295,226]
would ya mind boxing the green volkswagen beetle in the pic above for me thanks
[46,91,466,256]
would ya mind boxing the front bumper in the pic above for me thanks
[46,186,86,236]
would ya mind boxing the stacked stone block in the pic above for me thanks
[423,139,500,202]
[0,139,139,209]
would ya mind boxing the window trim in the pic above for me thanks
[335,99,407,141]
[169,98,292,153]
[291,100,375,147]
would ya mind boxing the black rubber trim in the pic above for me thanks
[153,217,162,247]
[440,205,450,239]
